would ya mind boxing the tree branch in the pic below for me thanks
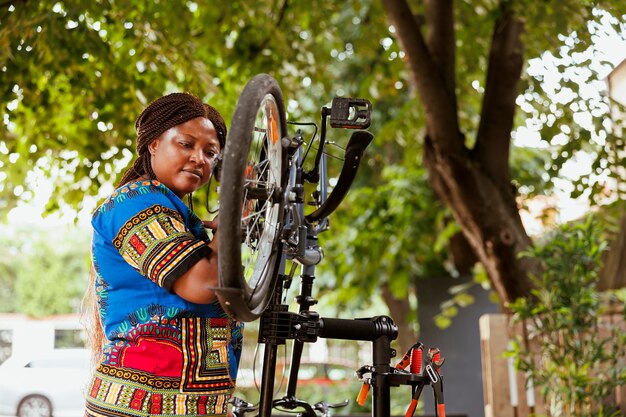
[256,0,289,52]
[381,0,462,155]
[425,0,456,101]
[474,5,525,186]
[238,0,289,60]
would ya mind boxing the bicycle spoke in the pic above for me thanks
[237,92,284,288]
[242,210,280,286]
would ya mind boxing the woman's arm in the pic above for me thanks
[171,221,219,304]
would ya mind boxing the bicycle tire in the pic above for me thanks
[218,74,288,321]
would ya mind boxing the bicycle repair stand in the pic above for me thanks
[255,272,447,417]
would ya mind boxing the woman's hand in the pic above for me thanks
[202,218,218,231]
[203,218,218,254]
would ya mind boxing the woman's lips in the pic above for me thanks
[183,169,203,179]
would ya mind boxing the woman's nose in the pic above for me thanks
[190,148,205,165]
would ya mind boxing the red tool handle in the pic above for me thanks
[404,399,418,417]
[396,352,412,370]
[410,346,423,374]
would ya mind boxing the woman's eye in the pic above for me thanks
[179,141,192,148]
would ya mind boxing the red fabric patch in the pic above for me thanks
[119,337,183,377]
[210,318,229,327]
[129,234,146,254]
[129,389,147,410]
[150,393,162,414]
[90,377,102,398]
[198,396,207,414]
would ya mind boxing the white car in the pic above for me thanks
[0,348,91,417]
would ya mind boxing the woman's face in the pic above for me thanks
[148,116,221,198]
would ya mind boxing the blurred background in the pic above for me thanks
[1,1,626,417]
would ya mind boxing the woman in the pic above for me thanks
[83,92,242,417]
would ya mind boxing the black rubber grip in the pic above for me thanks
[319,316,397,341]
[305,130,373,222]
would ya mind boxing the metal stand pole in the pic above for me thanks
[372,333,393,417]
[258,275,287,417]
[258,343,278,417]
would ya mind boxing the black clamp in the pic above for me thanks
[258,309,321,345]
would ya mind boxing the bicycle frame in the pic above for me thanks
[230,93,446,417]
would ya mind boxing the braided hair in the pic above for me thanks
[117,92,227,187]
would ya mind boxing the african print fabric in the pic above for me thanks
[86,180,243,417]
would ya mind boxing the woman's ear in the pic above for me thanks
[148,139,159,155]
[212,155,222,182]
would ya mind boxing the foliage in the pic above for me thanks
[0,0,392,215]
[0,224,90,317]
[0,0,563,214]
[508,218,626,417]
[515,9,626,206]
[318,164,450,312]
[510,144,555,201]
[433,278,479,330]
[2,0,625,324]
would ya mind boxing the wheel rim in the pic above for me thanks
[19,396,51,417]
[241,93,283,298]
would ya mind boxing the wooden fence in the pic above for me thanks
[479,313,625,417]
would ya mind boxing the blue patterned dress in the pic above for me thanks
[85,180,242,417]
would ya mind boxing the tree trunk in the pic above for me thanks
[381,0,540,307]
[381,283,417,355]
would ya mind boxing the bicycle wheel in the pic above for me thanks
[218,74,288,321]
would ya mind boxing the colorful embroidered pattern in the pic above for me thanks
[87,311,238,416]
[181,318,234,393]
[89,181,242,417]
[96,180,168,215]
[85,365,230,417]
[92,255,110,320]
[113,204,209,289]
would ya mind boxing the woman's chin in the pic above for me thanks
[172,180,205,197]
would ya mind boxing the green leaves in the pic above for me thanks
[0,0,396,212]
[509,217,626,416]
[2,0,626,339]
[318,164,451,312]
[516,6,626,206]
[0,224,90,317]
